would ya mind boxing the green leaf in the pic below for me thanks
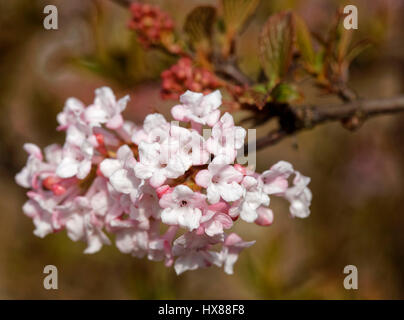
[293,13,315,71]
[313,50,325,74]
[252,83,268,94]
[73,56,104,75]
[345,39,372,63]
[336,28,353,63]
[259,11,295,89]
[184,6,216,50]
[222,0,260,36]
[270,83,302,103]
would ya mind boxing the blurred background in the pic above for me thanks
[1,0,404,299]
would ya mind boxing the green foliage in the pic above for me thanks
[270,83,302,103]
[259,11,294,90]
[294,13,317,73]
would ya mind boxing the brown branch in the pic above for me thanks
[247,95,404,152]
[214,59,254,86]
[108,0,133,7]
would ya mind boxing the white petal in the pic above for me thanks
[110,169,134,194]
[143,113,167,132]
[115,230,134,254]
[106,114,124,129]
[202,90,222,112]
[240,203,258,223]
[77,160,92,179]
[33,218,53,238]
[15,167,31,188]
[218,181,244,202]
[173,185,194,200]
[23,143,42,160]
[171,104,188,121]
[161,208,179,225]
[150,172,166,188]
[174,252,206,275]
[134,163,154,179]
[84,233,105,254]
[205,110,221,127]
[195,170,212,188]
[56,157,79,178]
[66,215,84,242]
[180,90,203,106]
[84,105,108,125]
[205,220,224,237]
[99,159,122,178]
[179,208,201,231]
[207,184,221,204]
[66,125,86,146]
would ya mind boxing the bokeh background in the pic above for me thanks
[1,0,404,299]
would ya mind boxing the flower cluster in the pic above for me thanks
[161,57,221,100]
[128,3,176,50]
[16,87,312,274]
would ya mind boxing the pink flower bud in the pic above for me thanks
[254,208,274,226]
[156,184,172,198]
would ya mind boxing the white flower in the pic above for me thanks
[200,210,233,237]
[84,87,129,129]
[237,176,269,223]
[57,97,86,130]
[167,124,210,166]
[284,171,312,218]
[59,196,111,254]
[195,155,244,204]
[115,228,149,258]
[171,90,222,126]
[220,233,255,275]
[15,143,43,188]
[261,160,294,195]
[160,185,206,231]
[206,112,246,163]
[56,142,93,179]
[132,113,170,145]
[100,145,143,202]
[22,198,55,238]
[135,141,189,188]
[172,232,222,275]
[261,161,312,218]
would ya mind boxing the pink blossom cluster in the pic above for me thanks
[128,2,175,49]
[16,87,312,274]
[161,57,221,100]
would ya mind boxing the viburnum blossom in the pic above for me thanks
[128,3,175,49]
[161,57,221,100]
[16,86,312,275]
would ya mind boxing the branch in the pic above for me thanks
[108,0,133,7]
[247,95,404,152]
[214,59,254,86]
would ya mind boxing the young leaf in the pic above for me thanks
[221,0,260,36]
[270,83,302,103]
[293,13,315,71]
[336,28,353,63]
[345,39,372,63]
[259,11,295,89]
[183,6,216,48]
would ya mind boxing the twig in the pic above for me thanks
[108,0,133,8]
[247,95,404,152]
[214,60,254,86]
